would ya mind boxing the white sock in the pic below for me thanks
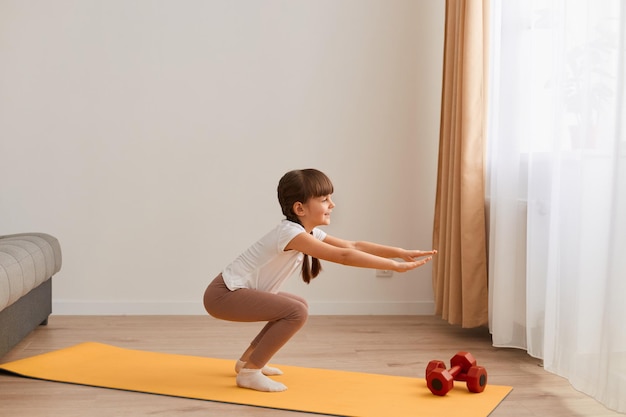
[236,368,287,392]
[235,360,283,376]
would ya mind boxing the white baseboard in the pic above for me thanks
[308,301,435,315]
[52,301,207,315]
[52,300,435,316]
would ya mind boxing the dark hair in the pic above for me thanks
[277,169,334,284]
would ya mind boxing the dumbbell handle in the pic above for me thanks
[447,365,462,378]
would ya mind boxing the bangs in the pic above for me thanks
[304,169,334,197]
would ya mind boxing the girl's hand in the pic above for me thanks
[393,254,435,272]
[400,249,437,263]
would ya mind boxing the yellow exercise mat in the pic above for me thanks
[0,342,512,417]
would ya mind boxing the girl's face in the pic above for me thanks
[299,194,335,230]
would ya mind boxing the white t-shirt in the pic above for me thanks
[222,220,327,293]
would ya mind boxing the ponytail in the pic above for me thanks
[287,221,322,284]
[301,233,322,284]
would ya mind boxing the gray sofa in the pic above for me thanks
[0,233,62,358]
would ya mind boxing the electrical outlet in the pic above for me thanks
[376,269,393,278]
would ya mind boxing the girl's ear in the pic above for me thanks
[292,201,305,217]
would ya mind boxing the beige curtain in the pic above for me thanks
[432,0,489,328]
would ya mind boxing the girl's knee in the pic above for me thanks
[290,302,309,325]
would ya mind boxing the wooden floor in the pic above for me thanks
[0,315,621,417]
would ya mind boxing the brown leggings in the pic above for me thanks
[203,274,308,368]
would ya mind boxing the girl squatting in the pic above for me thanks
[203,168,436,392]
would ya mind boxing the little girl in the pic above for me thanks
[203,168,436,392]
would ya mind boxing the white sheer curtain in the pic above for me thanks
[487,0,626,413]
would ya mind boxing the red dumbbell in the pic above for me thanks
[425,351,488,396]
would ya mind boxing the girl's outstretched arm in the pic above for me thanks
[324,235,436,261]
[285,233,436,273]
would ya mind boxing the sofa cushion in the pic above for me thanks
[0,233,62,312]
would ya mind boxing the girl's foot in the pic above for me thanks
[236,368,287,392]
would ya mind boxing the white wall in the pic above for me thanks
[0,0,445,315]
